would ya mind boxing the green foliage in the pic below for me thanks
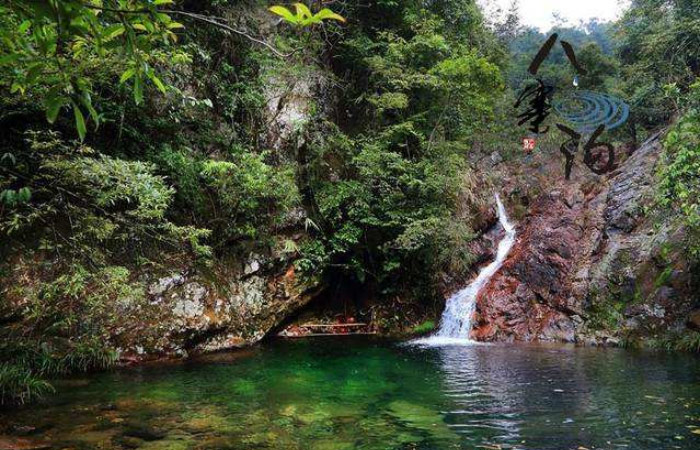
[293,3,501,297]
[575,42,619,90]
[658,105,700,259]
[506,20,616,89]
[411,320,436,335]
[200,153,300,248]
[0,263,130,406]
[0,0,190,140]
[0,131,210,259]
[647,331,700,353]
[269,3,345,27]
[587,299,626,331]
[616,0,700,128]
[0,363,54,406]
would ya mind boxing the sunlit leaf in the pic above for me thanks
[269,6,297,23]
[150,74,167,93]
[120,68,136,84]
[102,24,125,41]
[294,3,313,20]
[18,20,32,33]
[315,9,346,23]
[72,105,87,141]
[133,76,144,104]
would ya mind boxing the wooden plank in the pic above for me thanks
[278,332,377,338]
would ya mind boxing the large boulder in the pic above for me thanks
[112,261,321,360]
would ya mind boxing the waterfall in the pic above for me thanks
[413,194,516,345]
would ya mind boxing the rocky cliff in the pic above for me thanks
[471,133,698,345]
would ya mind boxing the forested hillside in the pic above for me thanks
[1,0,698,406]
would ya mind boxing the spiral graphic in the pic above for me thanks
[553,90,630,133]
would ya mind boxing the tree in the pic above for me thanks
[576,42,618,90]
[495,0,521,42]
[616,0,700,127]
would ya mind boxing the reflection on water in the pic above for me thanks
[1,338,699,450]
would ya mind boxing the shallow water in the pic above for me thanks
[2,338,700,450]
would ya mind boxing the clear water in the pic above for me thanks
[2,338,700,450]
[417,193,516,344]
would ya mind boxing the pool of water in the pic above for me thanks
[2,338,700,449]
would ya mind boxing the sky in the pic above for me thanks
[479,0,630,31]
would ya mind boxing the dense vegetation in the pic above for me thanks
[1,0,698,405]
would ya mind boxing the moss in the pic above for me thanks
[654,266,674,289]
[587,301,625,331]
[411,320,436,335]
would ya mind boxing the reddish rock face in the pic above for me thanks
[470,132,696,344]
[472,188,583,342]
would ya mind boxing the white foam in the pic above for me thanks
[409,193,516,346]
[410,337,489,347]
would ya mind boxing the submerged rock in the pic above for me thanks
[0,437,50,450]
[122,424,166,441]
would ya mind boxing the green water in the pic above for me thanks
[2,338,700,449]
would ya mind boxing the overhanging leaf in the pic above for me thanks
[72,104,87,141]
[46,95,66,123]
[269,6,297,23]
[315,9,346,23]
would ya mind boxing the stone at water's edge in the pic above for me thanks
[112,262,321,362]
[472,133,697,344]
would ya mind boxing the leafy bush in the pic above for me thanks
[647,331,700,353]
[293,3,503,299]
[616,0,700,128]
[658,107,700,259]
[0,263,131,406]
[200,153,300,250]
[1,131,210,259]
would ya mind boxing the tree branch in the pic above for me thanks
[162,10,296,58]
[79,2,295,58]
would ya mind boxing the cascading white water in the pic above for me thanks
[413,193,516,345]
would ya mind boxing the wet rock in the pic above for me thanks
[490,151,503,166]
[114,260,321,360]
[0,437,50,450]
[112,435,144,449]
[244,258,261,275]
[654,286,676,304]
[149,274,185,297]
[688,310,700,331]
[122,424,166,441]
[171,283,207,321]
